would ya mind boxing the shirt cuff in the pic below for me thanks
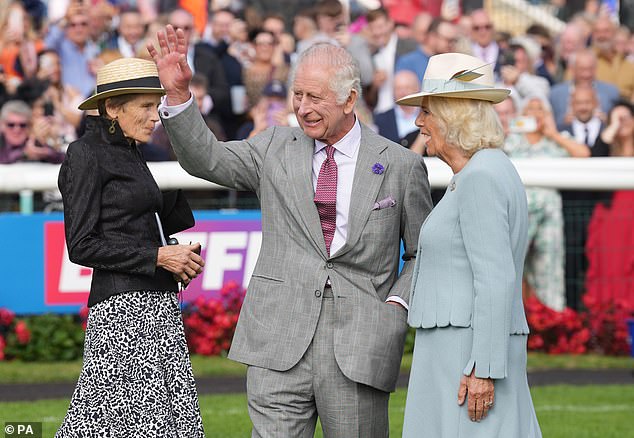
[159,94,194,119]
[385,295,409,311]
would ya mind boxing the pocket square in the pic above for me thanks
[373,196,396,210]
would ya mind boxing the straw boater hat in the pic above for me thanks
[397,52,510,106]
[78,58,165,110]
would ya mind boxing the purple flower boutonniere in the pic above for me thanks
[372,163,385,175]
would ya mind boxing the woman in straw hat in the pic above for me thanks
[56,58,205,437]
[397,53,542,437]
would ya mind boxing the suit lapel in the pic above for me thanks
[335,126,387,258]
[287,133,328,258]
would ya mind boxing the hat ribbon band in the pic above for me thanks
[421,78,494,94]
[96,76,162,94]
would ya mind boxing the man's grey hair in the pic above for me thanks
[0,100,32,121]
[290,43,362,105]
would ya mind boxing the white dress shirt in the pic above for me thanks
[312,121,360,257]
[571,117,602,147]
[395,106,420,139]
[116,36,137,58]
[471,41,499,65]
[373,33,398,114]
[159,97,408,308]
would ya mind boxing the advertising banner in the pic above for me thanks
[0,211,262,314]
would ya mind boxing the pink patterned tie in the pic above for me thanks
[314,145,338,256]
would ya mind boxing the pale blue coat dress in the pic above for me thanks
[402,148,542,437]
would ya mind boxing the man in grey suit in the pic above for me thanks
[149,26,432,437]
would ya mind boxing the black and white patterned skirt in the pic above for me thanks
[56,291,205,437]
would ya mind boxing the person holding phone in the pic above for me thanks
[502,95,589,311]
[499,39,550,102]
[35,49,83,131]
[0,99,64,164]
[56,58,205,437]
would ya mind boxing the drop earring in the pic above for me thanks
[109,118,117,134]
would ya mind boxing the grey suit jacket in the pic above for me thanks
[162,102,432,392]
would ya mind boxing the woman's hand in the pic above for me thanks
[23,136,53,160]
[147,25,192,105]
[271,104,290,126]
[157,243,204,284]
[500,65,520,86]
[609,105,630,130]
[541,111,559,139]
[333,26,351,47]
[457,369,495,422]
[601,106,628,145]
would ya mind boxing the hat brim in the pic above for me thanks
[78,87,166,110]
[397,88,510,107]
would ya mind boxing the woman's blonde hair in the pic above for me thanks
[426,96,505,156]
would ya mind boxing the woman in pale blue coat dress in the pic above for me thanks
[397,53,542,437]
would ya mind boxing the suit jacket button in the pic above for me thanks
[315,290,322,297]
[326,262,334,269]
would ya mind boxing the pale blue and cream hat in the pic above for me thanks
[397,52,510,106]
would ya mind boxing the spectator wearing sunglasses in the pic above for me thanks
[0,100,64,164]
[44,3,99,98]
[469,9,499,71]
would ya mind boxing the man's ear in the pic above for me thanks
[343,89,358,115]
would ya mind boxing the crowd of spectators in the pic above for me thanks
[1,0,634,310]
[1,1,633,158]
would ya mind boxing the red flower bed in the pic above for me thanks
[581,294,631,355]
[525,295,631,356]
[0,308,16,360]
[0,283,246,361]
[182,281,245,356]
[2,282,629,361]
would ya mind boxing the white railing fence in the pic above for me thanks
[2,157,634,213]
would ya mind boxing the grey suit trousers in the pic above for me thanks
[247,288,390,438]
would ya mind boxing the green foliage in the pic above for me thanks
[2,386,633,437]
[4,314,85,362]
[404,327,415,354]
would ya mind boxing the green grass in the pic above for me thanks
[0,353,632,385]
[525,352,634,371]
[1,385,633,437]
[0,355,247,384]
[531,385,634,438]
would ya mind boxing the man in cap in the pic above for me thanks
[236,79,291,139]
